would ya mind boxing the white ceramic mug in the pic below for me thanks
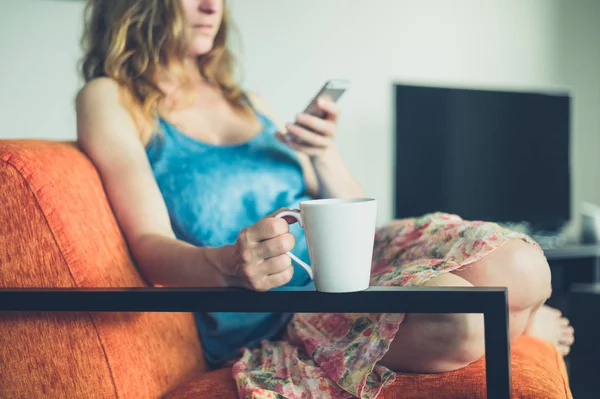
[275,198,377,293]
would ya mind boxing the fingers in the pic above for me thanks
[278,136,328,157]
[286,123,332,148]
[249,266,295,292]
[275,96,339,158]
[316,96,340,122]
[233,209,301,291]
[255,233,296,259]
[292,114,336,138]
[241,255,294,292]
[261,253,293,275]
[243,217,290,242]
[264,267,295,289]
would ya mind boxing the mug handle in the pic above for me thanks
[274,210,313,280]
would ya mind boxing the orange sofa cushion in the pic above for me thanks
[0,140,206,398]
[165,335,572,399]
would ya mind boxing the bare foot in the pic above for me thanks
[525,305,574,356]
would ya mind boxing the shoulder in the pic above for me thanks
[76,77,121,107]
[76,78,153,143]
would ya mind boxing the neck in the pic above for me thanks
[183,57,204,83]
[158,58,210,110]
[159,59,202,85]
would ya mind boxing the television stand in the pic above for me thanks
[544,243,600,290]
[543,244,600,399]
[543,242,600,313]
[545,243,600,261]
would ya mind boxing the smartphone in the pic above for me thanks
[285,79,350,142]
[302,79,351,119]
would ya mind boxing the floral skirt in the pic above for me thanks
[233,213,538,399]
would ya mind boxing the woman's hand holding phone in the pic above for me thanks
[276,96,340,158]
[276,79,349,159]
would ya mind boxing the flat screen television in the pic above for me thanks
[394,84,571,234]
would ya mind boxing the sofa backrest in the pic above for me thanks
[0,140,206,398]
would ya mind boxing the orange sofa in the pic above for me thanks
[0,139,573,398]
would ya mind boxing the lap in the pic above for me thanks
[235,213,542,399]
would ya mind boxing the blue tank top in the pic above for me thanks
[145,108,314,367]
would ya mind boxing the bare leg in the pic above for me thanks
[454,239,574,353]
[379,239,574,373]
[379,272,486,373]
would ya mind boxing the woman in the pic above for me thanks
[76,0,574,398]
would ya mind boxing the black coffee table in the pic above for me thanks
[0,286,511,399]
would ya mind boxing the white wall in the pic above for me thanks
[229,0,565,223]
[1,0,597,228]
[0,0,84,141]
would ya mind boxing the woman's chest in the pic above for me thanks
[166,103,262,146]
[157,141,303,203]
[150,140,307,244]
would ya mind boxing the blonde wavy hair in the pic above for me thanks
[80,0,248,130]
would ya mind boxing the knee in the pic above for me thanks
[503,240,552,304]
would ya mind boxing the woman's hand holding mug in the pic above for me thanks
[217,198,377,293]
[220,209,297,291]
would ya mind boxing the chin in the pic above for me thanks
[189,37,215,56]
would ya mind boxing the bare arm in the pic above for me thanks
[76,79,295,291]
[76,78,226,287]
[307,147,365,199]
